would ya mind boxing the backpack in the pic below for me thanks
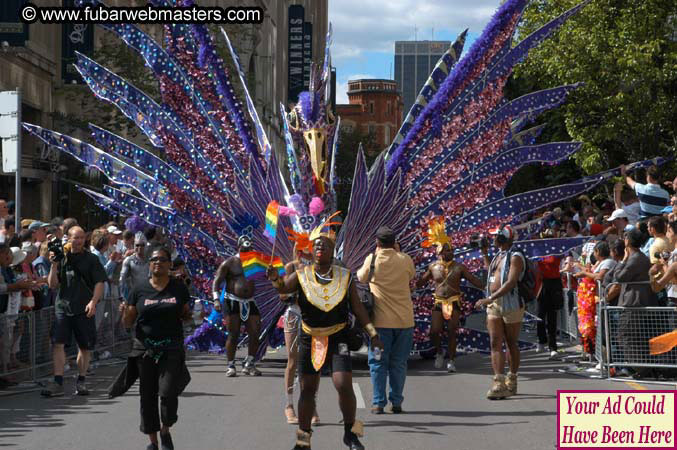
[508,249,543,304]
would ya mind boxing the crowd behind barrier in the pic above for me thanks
[0,297,131,383]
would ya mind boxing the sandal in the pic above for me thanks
[285,405,299,424]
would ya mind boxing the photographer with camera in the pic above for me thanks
[475,225,525,400]
[40,226,107,397]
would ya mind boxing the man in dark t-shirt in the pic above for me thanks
[41,226,106,398]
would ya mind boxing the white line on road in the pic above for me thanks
[353,382,365,409]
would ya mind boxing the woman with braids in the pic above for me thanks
[120,247,191,450]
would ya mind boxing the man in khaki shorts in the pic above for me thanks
[475,225,525,400]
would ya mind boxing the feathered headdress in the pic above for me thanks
[309,211,342,243]
[228,212,261,238]
[422,216,450,251]
[286,229,312,254]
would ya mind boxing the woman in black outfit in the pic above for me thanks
[121,247,191,450]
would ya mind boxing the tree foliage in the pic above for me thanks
[513,0,676,174]
[334,126,378,214]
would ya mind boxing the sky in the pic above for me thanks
[328,0,503,104]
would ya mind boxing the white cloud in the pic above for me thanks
[329,0,500,66]
[336,73,377,104]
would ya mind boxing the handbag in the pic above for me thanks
[356,253,376,316]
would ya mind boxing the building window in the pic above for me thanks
[368,124,376,136]
[384,125,390,146]
[387,101,391,115]
[369,102,374,114]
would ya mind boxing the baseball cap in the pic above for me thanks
[376,226,395,242]
[662,206,673,214]
[489,224,517,241]
[28,221,48,231]
[106,225,122,235]
[20,219,35,228]
[606,209,628,222]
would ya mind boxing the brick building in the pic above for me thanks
[336,79,403,152]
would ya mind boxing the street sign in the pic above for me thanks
[0,90,20,173]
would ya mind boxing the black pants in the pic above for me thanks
[136,352,182,434]
[536,279,564,351]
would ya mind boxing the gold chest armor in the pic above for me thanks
[297,265,350,312]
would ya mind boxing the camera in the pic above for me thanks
[48,236,65,262]
[469,233,490,249]
[655,251,671,262]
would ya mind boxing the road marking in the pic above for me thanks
[353,382,365,409]
[625,381,647,390]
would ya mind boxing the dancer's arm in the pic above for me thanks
[416,266,432,289]
[211,260,230,310]
[266,267,300,294]
[462,264,484,290]
[347,279,383,350]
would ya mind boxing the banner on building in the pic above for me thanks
[287,5,305,104]
[0,0,29,47]
[62,0,94,83]
[302,22,313,90]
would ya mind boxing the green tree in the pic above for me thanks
[334,126,378,214]
[513,0,676,174]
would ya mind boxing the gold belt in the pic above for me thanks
[301,321,346,337]
[434,294,462,305]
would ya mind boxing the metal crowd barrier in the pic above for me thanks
[0,297,132,384]
[558,272,579,342]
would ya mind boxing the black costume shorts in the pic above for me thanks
[298,329,352,375]
[53,313,96,350]
[223,299,260,317]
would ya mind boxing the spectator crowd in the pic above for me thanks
[0,199,195,391]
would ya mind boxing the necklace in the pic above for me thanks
[315,265,333,278]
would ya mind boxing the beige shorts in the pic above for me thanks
[486,302,525,324]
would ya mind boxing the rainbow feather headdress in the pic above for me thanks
[422,216,450,251]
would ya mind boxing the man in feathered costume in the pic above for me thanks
[417,217,484,372]
[267,215,383,450]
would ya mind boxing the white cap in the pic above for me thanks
[606,209,628,222]
[10,247,26,266]
[106,226,122,235]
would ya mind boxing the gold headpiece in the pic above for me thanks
[422,216,450,251]
[309,211,342,243]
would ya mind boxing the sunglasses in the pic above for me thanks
[149,256,170,263]
[134,244,145,248]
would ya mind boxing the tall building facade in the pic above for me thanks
[394,40,450,114]
[336,79,403,152]
[0,0,327,225]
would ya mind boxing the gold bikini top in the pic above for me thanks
[297,265,351,312]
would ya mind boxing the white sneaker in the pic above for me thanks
[99,350,112,360]
[434,353,445,369]
[226,366,237,377]
[446,360,456,373]
[549,350,558,359]
[536,344,546,353]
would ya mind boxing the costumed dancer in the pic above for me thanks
[282,233,320,425]
[212,233,262,377]
[117,247,191,450]
[267,215,384,450]
[416,217,484,372]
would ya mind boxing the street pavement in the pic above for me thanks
[1,342,673,450]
